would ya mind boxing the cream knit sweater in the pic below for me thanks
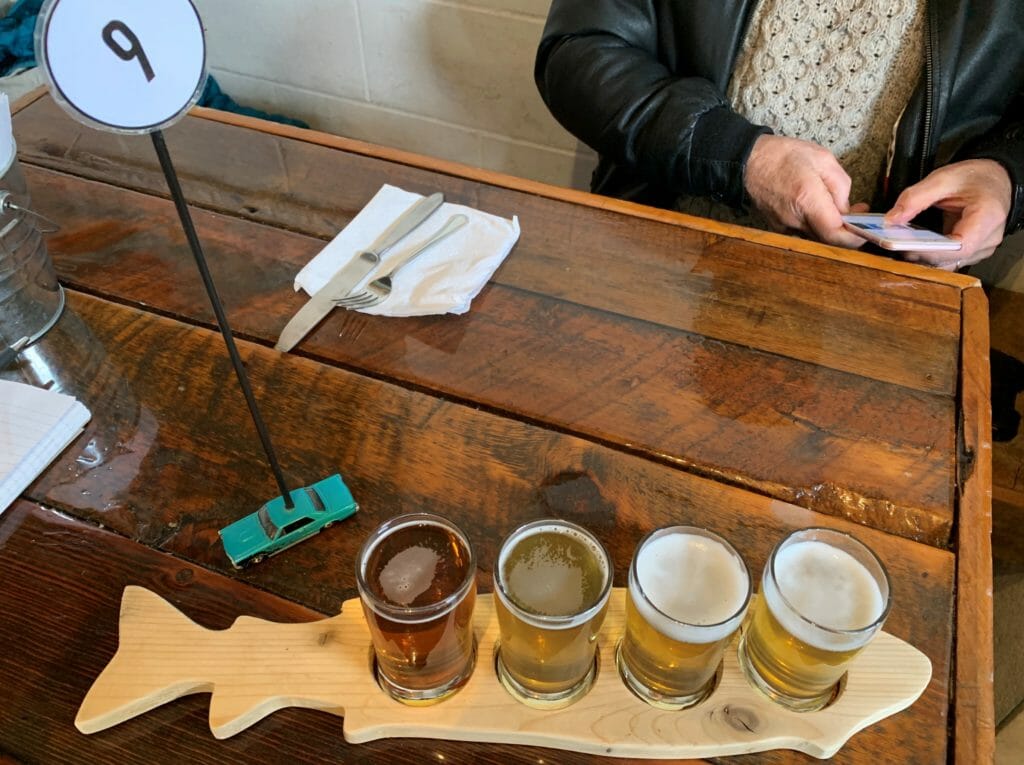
[678,0,925,221]
[729,0,925,204]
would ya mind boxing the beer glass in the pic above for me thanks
[617,526,751,710]
[493,519,612,709]
[738,527,891,712]
[356,513,477,704]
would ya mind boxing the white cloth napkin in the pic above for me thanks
[294,184,520,316]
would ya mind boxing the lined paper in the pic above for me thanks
[0,380,91,513]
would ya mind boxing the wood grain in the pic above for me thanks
[190,104,976,284]
[0,500,952,764]
[5,290,954,617]
[77,587,932,760]
[953,286,996,763]
[13,96,964,397]
[0,502,566,765]
[22,166,958,546]
[0,93,987,763]
[9,83,46,115]
[0,293,957,762]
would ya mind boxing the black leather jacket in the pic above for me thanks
[536,0,1024,234]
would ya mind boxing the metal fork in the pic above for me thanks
[334,213,469,310]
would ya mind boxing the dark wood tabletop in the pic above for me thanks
[0,91,993,764]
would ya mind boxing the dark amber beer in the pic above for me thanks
[493,519,612,709]
[738,527,891,712]
[357,513,477,704]
[617,526,751,710]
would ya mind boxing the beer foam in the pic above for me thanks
[496,522,610,629]
[632,532,749,644]
[378,545,440,606]
[764,539,886,651]
[359,516,473,622]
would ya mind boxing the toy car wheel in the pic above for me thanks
[323,521,334,530]
[250,554,266,565]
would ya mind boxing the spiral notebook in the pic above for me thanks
[0,380,91,513]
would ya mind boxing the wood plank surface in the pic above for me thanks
[13,96,963,398]
[0,498,954,765]
[2,93,985,763]
[0,502,551,765]
[0,293,956,763]
[20,165,958,546]
[952,286,995,763]
[188,104,984,292]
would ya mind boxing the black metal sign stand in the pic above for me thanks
[150,129,295,509]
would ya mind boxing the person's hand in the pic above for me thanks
[744,134,867,248]
[885,158,1012,270]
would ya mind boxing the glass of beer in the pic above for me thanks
[617,526,751,710]
[356,513,477,705]
[493,519,613,709]
[738,527,891,712]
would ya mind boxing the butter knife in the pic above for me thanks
[275,192,444,351]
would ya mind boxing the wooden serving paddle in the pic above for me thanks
[76,586,931,759]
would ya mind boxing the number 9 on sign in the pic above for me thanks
[35,0,206,134]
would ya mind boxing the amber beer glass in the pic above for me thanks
[493,519,613,708]
[738,527,891,712]
[356,513,477,704]
[617,526,751,709]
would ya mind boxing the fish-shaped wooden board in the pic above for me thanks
[76,586,931,759]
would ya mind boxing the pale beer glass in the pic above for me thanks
[356,513,477,704]
[493,519,613,708]
[738,527,891,712]
[617,526,751,709]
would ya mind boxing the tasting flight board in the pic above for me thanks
[75,586,932,760]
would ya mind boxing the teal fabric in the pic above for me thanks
[0,0,309,129]
[197,76,308,129]
[0,0,42,74]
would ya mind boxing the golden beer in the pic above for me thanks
[617,527,750,710]
[493,519,612,708]
[357,513,477,704]
[738,527,891,712]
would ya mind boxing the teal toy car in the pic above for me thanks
[218,473,358,568]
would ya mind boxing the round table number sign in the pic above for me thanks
[35,0,207,134]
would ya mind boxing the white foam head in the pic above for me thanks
[630,530,750,644]
[763,539,887,651]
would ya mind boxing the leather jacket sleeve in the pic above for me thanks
[535,0,770,208]
[955,91,1024,236]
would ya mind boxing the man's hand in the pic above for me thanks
[885,159,1012,269]
[744,135,867,248]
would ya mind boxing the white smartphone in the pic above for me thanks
[841,213,962,251]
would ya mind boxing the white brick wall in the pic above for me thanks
[192,0,597,190]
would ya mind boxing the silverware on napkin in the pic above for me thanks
[275,192,444,352]
[334,214,469,310]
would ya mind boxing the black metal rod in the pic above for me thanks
[151,129,293,508]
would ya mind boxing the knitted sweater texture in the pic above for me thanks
[728,0,926,204]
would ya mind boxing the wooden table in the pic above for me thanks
[0,91,993,764]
